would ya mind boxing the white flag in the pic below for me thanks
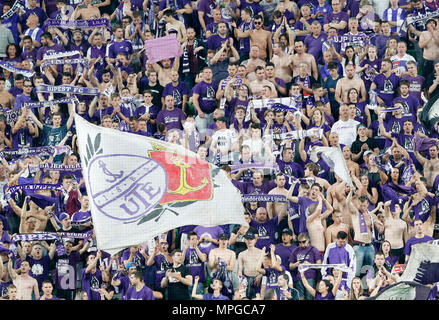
[309,146,353,186]
[74,115,246,255]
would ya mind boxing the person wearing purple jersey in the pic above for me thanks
[20,0,47,29]
[300,266,342,300]
[67,29,90,57]
[38,280,59,300]
[197,0,217,37]
[323,0,349,35]
[162,70,189,111]
[182,231,207,297]
[125,271,155,300]
[71,195,92,231]
[35,32,65,68]
[234,7,254,62]
[370,58,400,107]
[156,95,186,130]
[53,239,90,300]
[106,25,134,65]
[19,242,56,291]
[11,108,38,149]
[81,251,110,300]
[192,67,219,133]
[404,219,434,263]
[401,61,426,105]
[250,206,288,250]
[288,233,321,300]
[275,228,297,271]
[147,239,173,291]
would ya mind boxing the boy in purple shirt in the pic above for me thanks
[125,271,155,300]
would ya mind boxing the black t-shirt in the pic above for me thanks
[143,83,164,108]
[165,264,191,300]
[351,138,379,164]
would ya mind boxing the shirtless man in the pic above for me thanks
[342,145,360,177]
[335,64,367,104]
[271,42,293,83]
[304,163,330,191]
[0,78,14,109]
[267,174,289,218]
[325,211,350,247]
[306,196,333,254]
[419,19,439,76]
[71,0,100,20]
[289,40,318,80]
[249,66,277,98]
[237,232,265,298]
[7,255,39,300]
[329,180,353,230]
[346,189,383,276]
[152,56,180,87]
[242,45,266,82]
[163,9,187,43]
[208,233,236,275]
[382,201,408,264]
[9,196,52,233]
[241,15,272,60]
[414,144,439,188]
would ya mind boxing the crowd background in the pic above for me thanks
[0,0,438,301]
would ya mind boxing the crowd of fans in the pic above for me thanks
[0,0,438,301]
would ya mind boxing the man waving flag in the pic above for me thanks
[74,115,246,255]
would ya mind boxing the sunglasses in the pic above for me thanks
[23,85,32,87]
[254,21,262,25]
[299,240,307,244]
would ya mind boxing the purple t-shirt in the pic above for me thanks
[323,11,349,34]
[316,290,335,300]
[125,285,155,300]
[275,243,297,271]
[289,245,321,281]
[197,0,217,27]
[193,225,224,256]
[153,254,172,289]
[184,248,206,284]
[54,251,81,290]
[203,292,229,300]
[192,81,219,114]
[404,235,434,256]
[156,108,186,130]
[36,43,65,61]
[81,268,103,300]
[26,255,51,290]
[401,75,425,105]
[249,216,278,249]
[304,32,327,65]
[162,82,189,109]
[121,249,146,269]
[373,73,400,106]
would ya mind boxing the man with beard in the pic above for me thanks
[106,25,134,65]
[152,56,181,87]
[125,271,155,300]
[207,21,230,51]
[239,15,272,60]
[370,59,400,106]
[335,64,367,104]
[36,32,65,67]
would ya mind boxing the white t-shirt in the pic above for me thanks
[331,119,360,149]
[211,129,238,163]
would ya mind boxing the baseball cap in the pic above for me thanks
[281,228,293,236]
[126,262,136,270]
[363,150,373,157]
[244,232,255,239]
[218,233,229,240]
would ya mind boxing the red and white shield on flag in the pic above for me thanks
[148,151,213,205]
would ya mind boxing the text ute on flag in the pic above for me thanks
[74,115,246,255]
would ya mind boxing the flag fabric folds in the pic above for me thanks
[74,115,246,255]
[309,146,353,186]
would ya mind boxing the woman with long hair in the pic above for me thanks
[357,45,381,92]
[379,240,399,268]
[334,45,360,77]
[348,277,366,300]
